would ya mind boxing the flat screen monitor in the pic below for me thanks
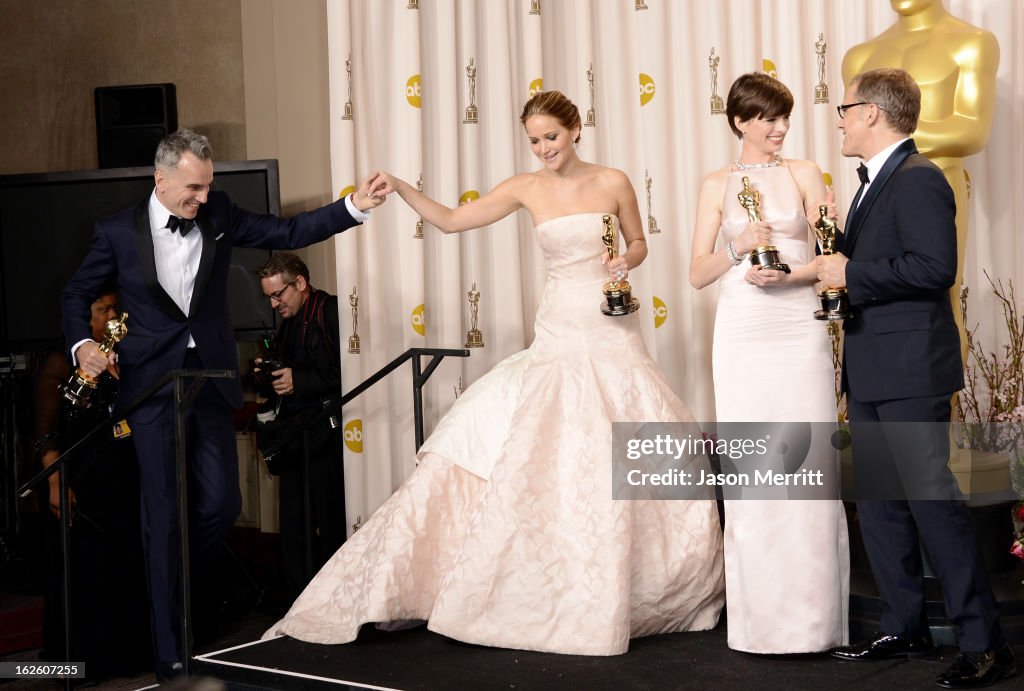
[0,160,280,349]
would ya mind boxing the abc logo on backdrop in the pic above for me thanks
[529,78,543,98]
[338,184,355,199]
[653,296,668,328]
[459,190,480,205]
[344,419,363,454]
[411,304,425,336]
[639,73,655,106]
[406,74,422,108]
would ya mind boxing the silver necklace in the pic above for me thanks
[734,155,782,170]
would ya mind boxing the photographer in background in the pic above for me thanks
[256,252,345,602]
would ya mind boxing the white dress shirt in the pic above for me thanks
[857,137,910,207]
[149,191,202,347]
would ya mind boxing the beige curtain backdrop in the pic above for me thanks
[325,0,1023,530]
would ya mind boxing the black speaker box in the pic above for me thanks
[95,84,178,168]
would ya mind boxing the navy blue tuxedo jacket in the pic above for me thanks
[839,139,963,403]
[60,191,360,417]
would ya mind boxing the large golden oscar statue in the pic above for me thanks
[842,0,999,369]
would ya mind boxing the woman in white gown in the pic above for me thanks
[265,90,725,656]
[689,73,849,654]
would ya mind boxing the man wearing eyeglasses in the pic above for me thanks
[818,69,1014,688]
[255,252,345,604]
[59,129,388,681]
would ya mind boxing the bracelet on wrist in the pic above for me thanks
[726,239,744,266]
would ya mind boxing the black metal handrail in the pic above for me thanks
[343,347,470,447]
[19,368,235,497]
[259,346,470,461]
[256,347,469,588]
[19,367,235,686]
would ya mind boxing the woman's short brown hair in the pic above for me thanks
[725,73,794,139]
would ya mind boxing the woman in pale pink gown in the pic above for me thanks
[689,73,849,654]
[264,91,725,656]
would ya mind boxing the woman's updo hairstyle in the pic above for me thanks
[520,90,582,144]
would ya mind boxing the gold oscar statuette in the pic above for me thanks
[709,48,725,115]
[813,206,851,321]
[348,287,361,353]
[342,55,354,120]
[645,169,661,234]
[600,215,640,316]
[814,34,829,104]
[414,174,424,239]
[464,283,484,348]
[585,63,596,127]
[463,58,478,124]
[635,0,649,10]
[62,312,128,408]
[737,176,790,273]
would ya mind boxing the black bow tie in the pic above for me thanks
[167,215,196,237]
[857,163,870,184]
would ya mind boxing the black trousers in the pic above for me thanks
[277,429,346,603]
[129,349,241,665]
[848,393,1003,652]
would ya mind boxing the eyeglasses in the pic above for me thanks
[836,102,886,119]
[266,281,295,304]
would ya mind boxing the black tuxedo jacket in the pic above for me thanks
[839,139,963,403]
[60,191,360,418]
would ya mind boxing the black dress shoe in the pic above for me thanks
[155,660,184,683]
[936,644,1017,688]
[831,632,935,661]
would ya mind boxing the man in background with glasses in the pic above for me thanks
[256,252,345,605]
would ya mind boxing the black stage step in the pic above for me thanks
[192,622,1019,691]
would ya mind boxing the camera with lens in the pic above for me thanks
[253,353,287,398]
